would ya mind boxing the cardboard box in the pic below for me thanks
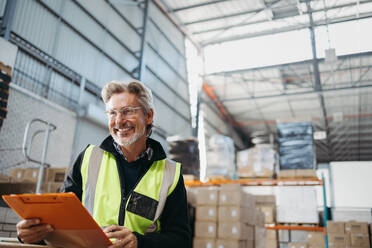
[350,234,370,247]
[219,184,242,191]
[259,206,275,224]
[218,206,255,224]
[219,190,255,208]
[306,231,324,245]
[255,195,276,205]
[345,233,351,247]
[255,209,265,227]
[237,166,274,178]
[196,206,217,222]
[288,242,307,248]
[345,222,369,234]
[45,168,67,183]
[195,221,217,238]
[217,222,254,240]
[295,169,317,178]
[215,240,248,248]
[8,168,67,184]
[328,234,346,247]
[236,146,276,178]
[41,182,63,193]
[195,188,219,206]
[255,226,266,248]
[266,230,277,240]
[327,221,345,234]
[8,169,25,182]
[24,168,40,182]
[0,174,12,182]
[266,239,278,248]
[307,245,325,248]
[193,238,215,248]
[278,170,296,179]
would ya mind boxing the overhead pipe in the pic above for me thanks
[202,82,235,126]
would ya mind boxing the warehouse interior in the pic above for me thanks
[0,0,371,247]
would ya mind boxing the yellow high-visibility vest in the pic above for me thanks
[80,145,180,234]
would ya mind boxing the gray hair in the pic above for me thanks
[101,80,154,136]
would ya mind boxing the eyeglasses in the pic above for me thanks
[105,106,143,118]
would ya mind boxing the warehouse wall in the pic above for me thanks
[0,84,76,173]
[0,0,192,169]
[143,2,191,139]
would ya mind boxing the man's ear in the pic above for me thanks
[146,109,154,125]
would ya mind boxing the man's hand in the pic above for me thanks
[16,218,54,244]
[104,225,138,248]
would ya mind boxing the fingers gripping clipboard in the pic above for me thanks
[2,193,112,248]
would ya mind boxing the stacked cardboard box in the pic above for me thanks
[346,222,370,248]
[206,135,235,179]
[191,185,280,248]
[266,229,278,248]
[306,231,325,248]
[327,221,370,248]
[327,221,346,247]
[288,243,307,248]
[7,167,68,193]
[193,187,219,248]
[217,184,256,248]
[277,169,317,179]
[236,145,277,178]
[255,195,276,225]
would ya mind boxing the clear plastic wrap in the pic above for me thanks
[206,134,236,179]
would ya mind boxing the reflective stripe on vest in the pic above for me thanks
[81,145,180,234]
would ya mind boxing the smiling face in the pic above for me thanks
[106,92,153,148]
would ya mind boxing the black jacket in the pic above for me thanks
[61,135,192,248]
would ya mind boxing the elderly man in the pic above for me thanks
[16,80,192,248]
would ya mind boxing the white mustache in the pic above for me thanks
[114,124,135,129]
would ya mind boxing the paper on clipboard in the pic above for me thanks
[2,193,112,248]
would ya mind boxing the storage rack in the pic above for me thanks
[185,177,328,248]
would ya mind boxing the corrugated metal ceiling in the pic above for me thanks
[159,0,372,162]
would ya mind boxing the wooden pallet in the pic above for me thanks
[0,61,12,76]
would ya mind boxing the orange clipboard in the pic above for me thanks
[2,192,112,248]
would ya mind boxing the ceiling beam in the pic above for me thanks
[202,82,250,146]
[207,50,372,76]
[216,80,372,103]
[170,0,230,12]
[306,0,333,161]
[183,0,281,26]
[184,8,266,26]
[202,12,372,46]
[193,0,371,34]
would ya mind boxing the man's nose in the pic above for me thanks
[114,112,128,123]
